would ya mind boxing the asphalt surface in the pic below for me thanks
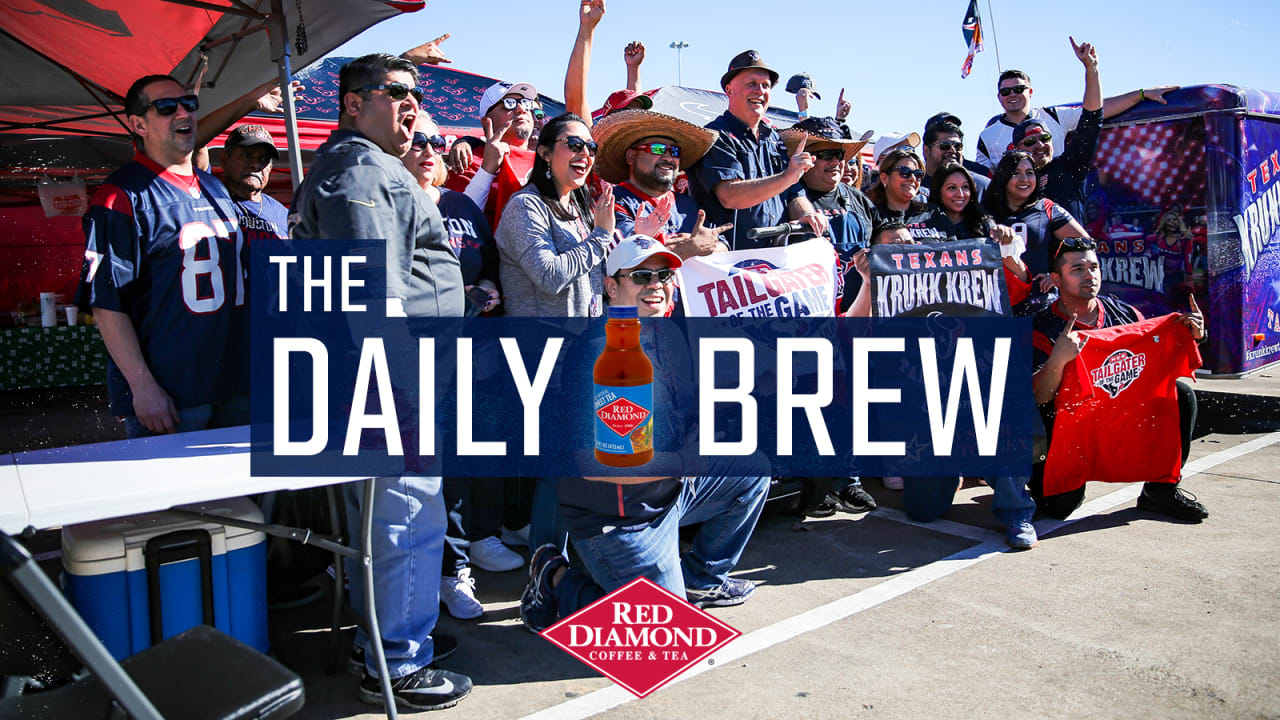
[280,406,1280,718]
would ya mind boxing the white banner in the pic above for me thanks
[679,240,839,318]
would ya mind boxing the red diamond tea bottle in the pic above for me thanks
[593,306,654,467]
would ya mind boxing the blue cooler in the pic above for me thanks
[61,497,269,660]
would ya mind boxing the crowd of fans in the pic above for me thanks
[68,1,1212,712]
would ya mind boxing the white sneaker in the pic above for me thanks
[470,536,524,572]
[440,567,483,620]
[881,476,905,491]
[501,524,531,548]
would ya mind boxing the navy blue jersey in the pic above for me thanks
[612,181,700,240]
[1031,295,1144,371]
[75,154,247,416]
[989,198,1074,276]
[234,193,289,244]
[437,188,499,288]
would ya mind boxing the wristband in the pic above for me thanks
[797,110,809,119]
[1139,88,1146,102]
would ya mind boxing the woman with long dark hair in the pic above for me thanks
[927,162,1031,291]
[495,112,615,317]
[982,150,1088,277]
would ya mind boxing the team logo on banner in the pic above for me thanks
[540,578,740,698]
[869,241,1012,318]
[1091,349,1147,398]
[679,241,839,318]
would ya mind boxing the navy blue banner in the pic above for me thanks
[250,240,1036,479]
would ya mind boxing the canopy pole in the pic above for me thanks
[269,0,304,189]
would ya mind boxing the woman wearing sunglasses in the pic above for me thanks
[865,147,948,241]
[495,112,615,318]
[983,150,1089,315]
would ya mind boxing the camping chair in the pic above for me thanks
[0,534,304,720]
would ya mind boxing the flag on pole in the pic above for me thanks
[961,0,984,78]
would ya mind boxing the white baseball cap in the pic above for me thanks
[477,81,539,119]
[606,234,683,276]
[872,131,922,162]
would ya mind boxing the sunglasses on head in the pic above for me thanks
[354,82,423,103]
[561,136,599,156]
[934,140,963,151]
[1052,236,1096,260]
[500,97,536,111]
[411,132,447,153]
[892,166,925,180]
[616,268,676,285]
[813,148,845,162]
[632,142,682,158]
[140,94,199,116]
[999,84,1029,97]
[1020,132,1052,148]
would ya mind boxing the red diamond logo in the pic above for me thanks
[596,398,649,437]
[540,577,741,698]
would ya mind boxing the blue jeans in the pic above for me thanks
[122,394,251,438]
[530,477,568,556]
[553,476,769,619]
[903,476,1035,525]
[344,474,444,680]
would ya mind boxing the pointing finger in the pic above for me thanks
[796,135,807,155]
[431,33,451,45]
[1188,294,1201,313]
[838,87,845,105]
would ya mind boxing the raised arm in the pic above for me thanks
[624,41,645,93]
[564,0,606,126]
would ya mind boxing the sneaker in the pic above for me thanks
[470,536,524,572]
[348,633,458,677]
[881,475,904,491]
[501,524,531,548]
[520,544,567,633]
[1137,484,1209,522]
[359,665,472,712]
[686,577,755,609]
[1005,520,1038,550]
[839,484,878,512]
[804,496,839,518]
[440,567,484,620]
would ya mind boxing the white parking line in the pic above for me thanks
[519,431,1280,720]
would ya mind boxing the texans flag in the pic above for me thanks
[961,0,984,79]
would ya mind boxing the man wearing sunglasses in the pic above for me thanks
[1031,238,1208,523]
[444,81,539,229]
[918,116,989,201]
[290,53,472,713]
[976,40,1179,172]
[76,74,247,440]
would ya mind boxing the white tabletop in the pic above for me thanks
[8,426,367,532]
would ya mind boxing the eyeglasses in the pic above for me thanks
[933,140,963,152]
[500,97,536,111]
[892,166,925,180]
[632,142,682,159]
[561,136,599,156]
[813,149,845,162]
[354,83,423,103]
[999,84,1029,97]
[139,94,199,116]
[1020,132,1052,148]
[1051,236,1096,260]
[615,268,676,285]
[411,132,447,153]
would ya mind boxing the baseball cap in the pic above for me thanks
[601,89,654,117]
[478,81,538,119]
[872,132,922,162]
[785,73,821,100]
[225,124,279,159]
[924,111,962,134]
[1011,119,1047,147]
[720,50,779,90]
[606,234,683,276]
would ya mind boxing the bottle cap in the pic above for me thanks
[607,306,638,319]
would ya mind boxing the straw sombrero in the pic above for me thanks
[592,109,719,184]
[780,116,874,163]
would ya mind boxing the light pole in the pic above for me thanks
[669,41,689,86]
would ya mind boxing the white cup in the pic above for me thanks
[39,292,57,328]
[64,306,78,326]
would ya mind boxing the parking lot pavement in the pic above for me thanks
[286,428,1280,720]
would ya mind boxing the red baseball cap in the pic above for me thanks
[600,89,654,117]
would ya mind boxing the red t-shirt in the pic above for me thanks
[443,147,536,230]
[1042,313,1200,495]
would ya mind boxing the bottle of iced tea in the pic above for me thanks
[593,306,654,467]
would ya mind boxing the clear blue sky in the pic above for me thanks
[329,0,1279,160]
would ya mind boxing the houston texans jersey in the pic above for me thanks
[235,194,289,244]
[1041,313,1200,496]
[75,153,247,416]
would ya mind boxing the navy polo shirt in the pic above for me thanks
[688,111,800,251]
